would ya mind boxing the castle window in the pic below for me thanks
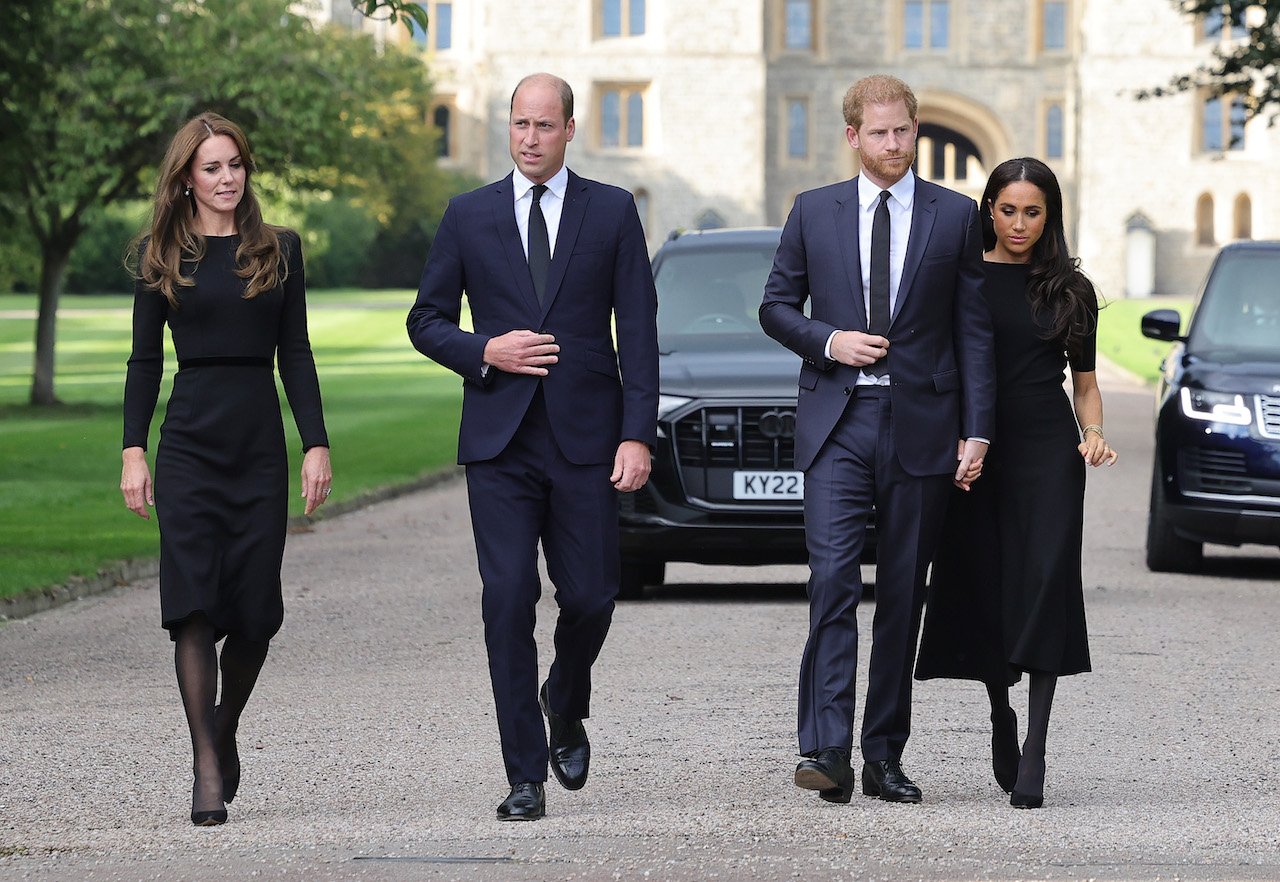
[1041,0,1067,50]
[904,0,949,50]
[1045,103,1064,159]
[784,0,814,50]
[787,98,809,159]
[599,85,646,149]
[1201,93,1247,152]
[1196,193,1215,246]
[601,0,645,37]
[1234,193,1252,240]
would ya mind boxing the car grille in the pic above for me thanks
[1179,448,1251,495]
[1258,394,1280,439]
[674,406,795,468]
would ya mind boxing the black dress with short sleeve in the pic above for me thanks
[916,261,1094,683]
[123,231,328,641]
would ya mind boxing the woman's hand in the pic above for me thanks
[301,446,333,516]
[1078,430,1118,467]
[121,447,154,519]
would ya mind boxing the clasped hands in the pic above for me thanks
[483,330,650,492]
[831,332,985,491]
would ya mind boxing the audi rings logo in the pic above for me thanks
[758,409,796,439]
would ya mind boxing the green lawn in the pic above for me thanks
[0,286,1195,602]
[1095,296,1192,384]
[0,289,463,601]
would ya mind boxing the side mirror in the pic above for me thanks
[1141,309,1184,342]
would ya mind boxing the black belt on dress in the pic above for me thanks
[177,356,273,371]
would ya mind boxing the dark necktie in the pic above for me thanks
[867,189,891,378]
[527,184,551,305]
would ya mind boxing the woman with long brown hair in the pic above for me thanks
[916,157,1117,809]
[120,112,331,825]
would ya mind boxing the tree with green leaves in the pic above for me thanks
[0,0,440,405]
[357,0,430,31]
[1141,1,1280,122]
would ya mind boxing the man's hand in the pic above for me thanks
[829,330,890,368]
[611,440,651,492]
[483,330,559,375]
[954,438,989,491]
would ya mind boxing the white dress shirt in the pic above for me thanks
[513,164,568,258]
[824,170,916,384]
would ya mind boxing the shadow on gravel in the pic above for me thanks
[635,582,879,603]
[1193,553,1280,581]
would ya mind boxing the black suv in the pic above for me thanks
[618,227,873,598]
[1141,240,1280,572]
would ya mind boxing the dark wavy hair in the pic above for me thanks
[133,112,285,308]
[980,157,1098,360]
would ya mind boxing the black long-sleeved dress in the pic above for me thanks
[123,231,328,641]
[916,261,1094,683]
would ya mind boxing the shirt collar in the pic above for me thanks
[858,168,916,213]
[513,165,569,201]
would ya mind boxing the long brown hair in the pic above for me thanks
[979,157,1098,360]
[136,112,284,307]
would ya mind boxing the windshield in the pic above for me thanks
[654,242,793,353]
[1188,250,1280,355]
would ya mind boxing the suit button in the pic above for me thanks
[844,387,852,395]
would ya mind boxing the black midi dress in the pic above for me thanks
[123,232,328,641]
[916,261,1094,684]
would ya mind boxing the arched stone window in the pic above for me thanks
[1234,193,1252,240]
[1196,193,1215,246]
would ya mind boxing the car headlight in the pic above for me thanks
[1179,387,1252,426]
[657,394,693,419]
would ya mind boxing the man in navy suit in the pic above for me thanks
[760,75,995,805]
[407,73,658,821]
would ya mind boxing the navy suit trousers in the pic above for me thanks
[465,387,619,785]
[798,387,950,761]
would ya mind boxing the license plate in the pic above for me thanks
[733,470,804,500]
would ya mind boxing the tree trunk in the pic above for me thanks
[28,243,71,406]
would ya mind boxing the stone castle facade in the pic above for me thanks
[306,0,1278,299]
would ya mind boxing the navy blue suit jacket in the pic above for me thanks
[407,170,659,465]
[759,175,995,475]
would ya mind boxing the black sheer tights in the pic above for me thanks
[1015,673,1057,798]
[986,674,1058,799]
[173,614,269,813]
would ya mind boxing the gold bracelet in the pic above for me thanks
[1082,424,1104,439]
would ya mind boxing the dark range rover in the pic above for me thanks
[1141,240,1280,572]
[617,227,873,598]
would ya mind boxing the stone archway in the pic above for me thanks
[912,91,1012,201]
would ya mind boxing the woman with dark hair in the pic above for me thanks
[120,112,331,825]
[915,157,1117,809]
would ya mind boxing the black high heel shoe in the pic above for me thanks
[190,779,227,826]
[1010,754,1045,809]
[991,706,1020,794]
[214,705,241,804]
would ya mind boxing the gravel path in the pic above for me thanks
[3,375,1279,881]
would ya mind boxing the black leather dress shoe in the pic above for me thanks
[496,782,545,821]
[540,682,590,791]
[861,759,923,803]
[794,747,854,803]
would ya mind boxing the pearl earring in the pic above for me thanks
[184,185,191,197]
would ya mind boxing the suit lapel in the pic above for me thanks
[491,173,542,317]
[539,170,589,320]
[892,178,937,327]
[835,178,868,330]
